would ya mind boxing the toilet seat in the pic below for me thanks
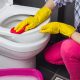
[0,34,49,59]
[0,34,49,52]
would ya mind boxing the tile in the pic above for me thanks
[37,64,70,80]
[51,73,69,80]
[37,65,55,80]
[56,66,69,79]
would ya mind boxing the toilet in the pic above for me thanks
[0,0,50,68]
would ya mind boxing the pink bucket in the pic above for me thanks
[0,68,43,80]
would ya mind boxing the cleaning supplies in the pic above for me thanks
[0,76,37,80]
[0,68,43,80]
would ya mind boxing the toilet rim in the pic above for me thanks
[1,14,50,35]
[0,34,50,52]
[0,5,50,37]
[0,14,50,37]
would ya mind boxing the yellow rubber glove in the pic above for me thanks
[40,22,76,37]
[14,7,51,32]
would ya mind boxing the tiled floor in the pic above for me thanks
[36,53,69,80]
[36,34,69,80]
[37,65,69,80]
[51,74,69,80]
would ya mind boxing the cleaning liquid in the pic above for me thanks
[0,75,38,80]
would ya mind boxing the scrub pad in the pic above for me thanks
[10,26,25,34]
[10,25,28,34]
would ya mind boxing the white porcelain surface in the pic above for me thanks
[0,55,36,68]
[0,34,50,58]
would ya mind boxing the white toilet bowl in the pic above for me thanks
[0,0,50,68]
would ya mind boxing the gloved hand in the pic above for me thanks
[40,22,76,37]
[14,7,51,32]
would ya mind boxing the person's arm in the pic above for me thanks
[44,0,56,10]
[71,32,80,44]
[13,0,55,32]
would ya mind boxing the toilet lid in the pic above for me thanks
[0,0,13,11]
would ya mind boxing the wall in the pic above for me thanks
[14,0,75,25]
[14,0,45,7]
[63,2,74,26]
[14,0,58,21]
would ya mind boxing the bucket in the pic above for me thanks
[0,68,43,80]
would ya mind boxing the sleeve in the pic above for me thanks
[45,0,74,7]
[54,0,74,7]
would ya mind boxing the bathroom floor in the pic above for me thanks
[36,34,69,80]
[36,53,69,80]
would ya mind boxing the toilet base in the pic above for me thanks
[0,55,36,68]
